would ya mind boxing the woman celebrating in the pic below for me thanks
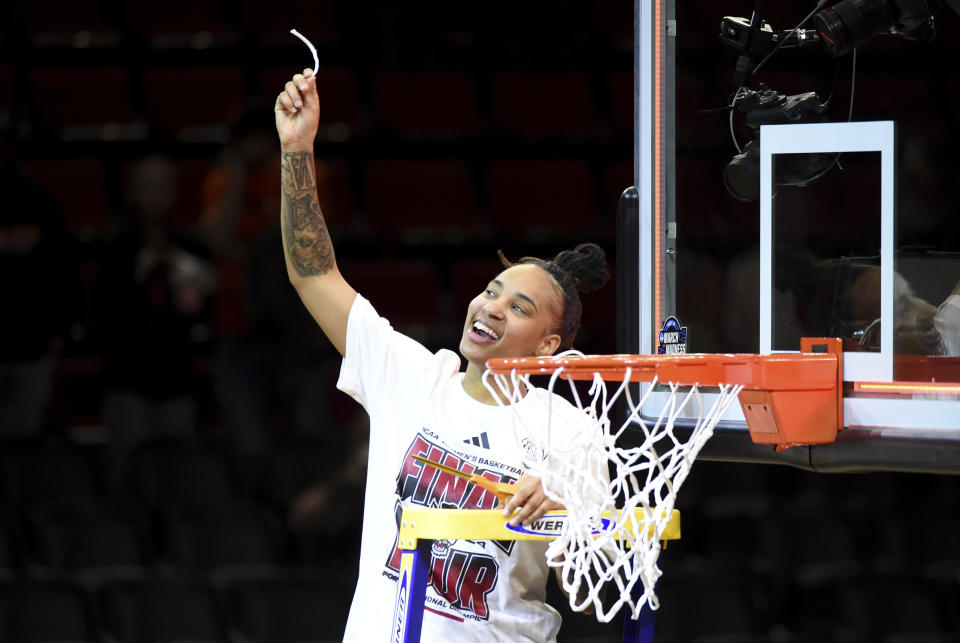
[276,68,609,642]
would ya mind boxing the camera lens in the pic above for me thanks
[813,0,896,56]
[723,142,761,202]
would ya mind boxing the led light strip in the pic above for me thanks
[854,381,960,395]
[653,0,664,350]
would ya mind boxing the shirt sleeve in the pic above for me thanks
[336,294,441,415]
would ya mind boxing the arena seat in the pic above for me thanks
[486,159,605,240]
[142,66,245,140]
[26,499,152,582]
[241,0,342,47]
[837,573,951,641]
[100,578,228,643]
[19,159,110,235]
[16,0,118,46]
[122,1,231,45]
[30,66,134,136]
[899,515,960,582]
[373,70,480,139]
[229,576,351,643]
[490,71,601,140]
[0,440,102,509]
[363,159,482,244]
[262,437,334,511]
[336,258,445,326]
[121,438,236,511]
[0,580,100,642]
[160,499,288,580]
[655,571,765,643]
[773,513,866,587]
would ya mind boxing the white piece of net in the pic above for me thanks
[483,355,744,623]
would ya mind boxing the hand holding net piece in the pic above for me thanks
[290,29,319,75]
[483,352,745,622]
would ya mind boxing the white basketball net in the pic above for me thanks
[483,357,744,623]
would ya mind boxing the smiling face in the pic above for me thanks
[459,263,564,369]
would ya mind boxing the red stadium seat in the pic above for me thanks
[143,66,245,139]
[30,66,134,134]
[607,71,633,137]
[490,71,600,140]
[123,1,230,43]
[17,0,117,45]
[336,259,443,327]
[241,0,342,46]
[373,71,480,139]
[314,159,355,228]
[19,159,110,234]
[363,159,482,243]
[486,159,605,240]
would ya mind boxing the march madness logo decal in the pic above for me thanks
[658,316,688,354]
[384,433,519,621]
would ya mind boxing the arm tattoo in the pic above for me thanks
[281,151,335,276]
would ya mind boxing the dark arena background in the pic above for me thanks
[1,1,958,642]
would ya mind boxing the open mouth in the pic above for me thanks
[469,319,501,343]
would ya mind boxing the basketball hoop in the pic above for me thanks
[482,344,842,623]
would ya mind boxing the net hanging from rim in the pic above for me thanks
[482,352,744,623]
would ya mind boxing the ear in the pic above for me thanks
[536,333,562,356]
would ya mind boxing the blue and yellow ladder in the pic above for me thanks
[391,507,680,643]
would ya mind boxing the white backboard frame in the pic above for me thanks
[759,120,896,382]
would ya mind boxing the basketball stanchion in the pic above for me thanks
[392,339,842,642]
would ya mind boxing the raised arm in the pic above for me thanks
[275,69,357,355]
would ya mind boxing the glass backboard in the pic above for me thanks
[621,0,960,472]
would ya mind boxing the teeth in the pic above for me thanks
[473,320,500,340]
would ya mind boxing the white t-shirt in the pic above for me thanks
[337,295,593,642]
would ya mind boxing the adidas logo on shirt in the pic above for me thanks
[464,432,490,449]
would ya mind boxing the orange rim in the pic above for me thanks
[485,352,839,391]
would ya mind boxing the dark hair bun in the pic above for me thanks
[554,243,609,295]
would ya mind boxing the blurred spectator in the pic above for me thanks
[0,116,78,436]
[199,113,337,482]
[94,154,215,486]
[934,280,960,357]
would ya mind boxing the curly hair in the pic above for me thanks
[498,243,609,349]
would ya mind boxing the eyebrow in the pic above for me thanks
[490,279,539,311]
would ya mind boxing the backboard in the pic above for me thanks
[622,0,960,473]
